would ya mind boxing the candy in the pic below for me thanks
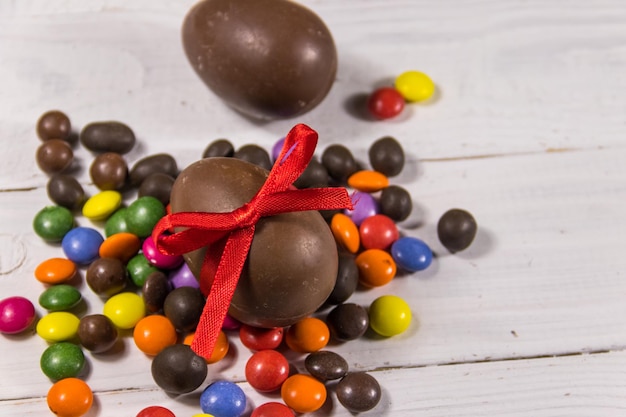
[142,234,183,269]
[61,227,103,265]
[133,314,177,356]
[234,144,273,171]
[47,174,85,210]
[205,330,230,364]
[271,137,286,162]
[35,257,77,285]
[347,170,390,193]
[367,87,405,120]
[80,121,136,154]
[89,152,128,191]
[199,380,247,417]
[0,296,36,334]
[345,191,378,226]
[336,372,382,412]
[285,317,330,353]
[369,136,405,177]
[33,205,74,242]
[163,287,205,332]
[151,344,208,394]
[36,311,80,342]
[280,374,327,413]
[39,285,82,311]
[142,271,172,313]
[395,70,435,102]
[102,292,145,329]
[304,350,349,381]
[129,153,178,187]
[245,349,290,392]
[40,342,85,380]
[138,173,175,206]
[390,236,433,272]
[168,262,200,289]
[330,213,360,253]
[239,325,284,351]
[126,196,166,238]
[77,314,118,353]
[368,295,412,337]
[359,214,399,250]
[37,110,71,142]
[250,402,295,417]
[47,377,93,417]
[355,249,397,287]
[203,139,235,158]
[379,185,413,222]
[326,303,369,342]
[99,232,141,263]
[104,207,130,237]
[293,157,329,189]
[437,208,478,253]
[321,144,358,183]
[326,253,359,305]
[127,253,161,287]
[86,257,128,297]
[36,139,74,174]
[136,406,176,417]
[82,190,122,221]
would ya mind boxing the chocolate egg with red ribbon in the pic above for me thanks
[169,156,338,328]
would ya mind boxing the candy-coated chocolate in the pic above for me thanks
[200,380,247,417]
[168,262,200,289]
[139,173,175,206]
[77,314,118,353]
[222,314,241,330]
[379,185,412,221]
[103,292,145,329]
[129,153,178,187]
[35,257,77,285]
[239,325,283,351]
[142,271,172,313]
[61,227,103,265]
[437,208,478,253]
[271,137,286,162]
[345,191,378,226]
[359,214,399,251]
[36,311,80,342]
[40,342,85,380]
[305,350,349,381]
[285,317,329,353]
[33,205,74,242]
[170,157,338,328]
[99,232,141,263]
[390,237,433,272]
[205,330,230,364]
[37,110,71,141]
[104,207,130,237]
[47,377,93,417]
[0,296,36,334]
[355,249,397,287]
[80,121,136,154]
[250,402,295,417]
[142,234,183,269]
[126,196,166,238]
[330,213,360,254]
[163,287,205,332]
[151,344,207,394]
[245,349,290,392]
[369,136,405,177]
[395,70,436,102]
[367,87,405,120]
[293,157,329,189]
[133,314,178,356]
[234,144,272,171]
[369,295,412,337]
[182,0,337,120]
[326,303,369,342]
[39,285,82,311]
[321,144,357,183]
[326,253,359,305]
[127,253,161,287]
[86,257,128,298]
[336,372,382,412]
[36,139,73,174]
[47,174,85,210]
[281,374,326,414]
[203,138,234,158]
[136,406,176,417]
[90,152,128,191]
[347,170,389,193]
[82,190,122,221]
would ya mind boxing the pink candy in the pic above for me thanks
[142,235,183,270]
[0,296,36,334]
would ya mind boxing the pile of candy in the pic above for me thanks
[366,70,436,120]
[0,98,477,417]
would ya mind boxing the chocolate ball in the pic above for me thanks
[170,157,338,328]
[182,0,337,120]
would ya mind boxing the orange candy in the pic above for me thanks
[330,213,360,253]
[133,314,178,356]
[35,258,77,284]
[281,374,327,413]
[347,170,389,193]
[285,317,329,353]
[184,330,229,364]
[99,232,141,263]
[47,377,93,417]
[355,249,397,287]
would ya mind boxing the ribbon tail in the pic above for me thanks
[190,227,255,360]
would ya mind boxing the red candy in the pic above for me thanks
[0,296,36,334]
[136,406,176,417]
[359,214,400,250]
[367,87,405,119]
[251,402,295,417]
[245,350,290,392]
[239,324,284,351]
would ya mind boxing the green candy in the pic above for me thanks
[104,207,130,237]
[126,196,165,238]
[39,285,82,311]
[127,253,160,287]
[40,342,85,381]
[33,205,74,242]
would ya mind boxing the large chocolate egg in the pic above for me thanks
[170,157,338,328]
[182,0,337,120]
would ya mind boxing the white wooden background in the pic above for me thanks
[1,0,626,416]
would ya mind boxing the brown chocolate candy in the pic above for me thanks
[36,139,74,174]
[170,157,338,328]
[129,153,178,187]
[89,152,128,191]
[80,121,136,154]
[86,257,128,297]
[37,110,71,142]
[182,0,337,120]
[47,174,85,210]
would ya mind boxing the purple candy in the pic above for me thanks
[271,137,286,162]
[142,235,183,270]
[222,314,241,330]
[168,263,200,289]
[0,296,36,334]
[345,191,379,226]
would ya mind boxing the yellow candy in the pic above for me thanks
[103,292,146,329]
[369,295,412,337]
[82,190,122,221]
[394,70,435,102]
[36,311,80,342]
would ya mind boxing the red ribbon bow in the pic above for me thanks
[152,124,353,359]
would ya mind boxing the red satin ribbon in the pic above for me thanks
[151,124,353,359]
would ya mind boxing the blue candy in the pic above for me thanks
[61,227,103,265]
[200,380,247,417]
[390,237,433,272]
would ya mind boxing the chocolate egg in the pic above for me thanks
[170,157,338,328]
[182,0,337,120]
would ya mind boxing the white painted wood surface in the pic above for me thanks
[1,0,626,416]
